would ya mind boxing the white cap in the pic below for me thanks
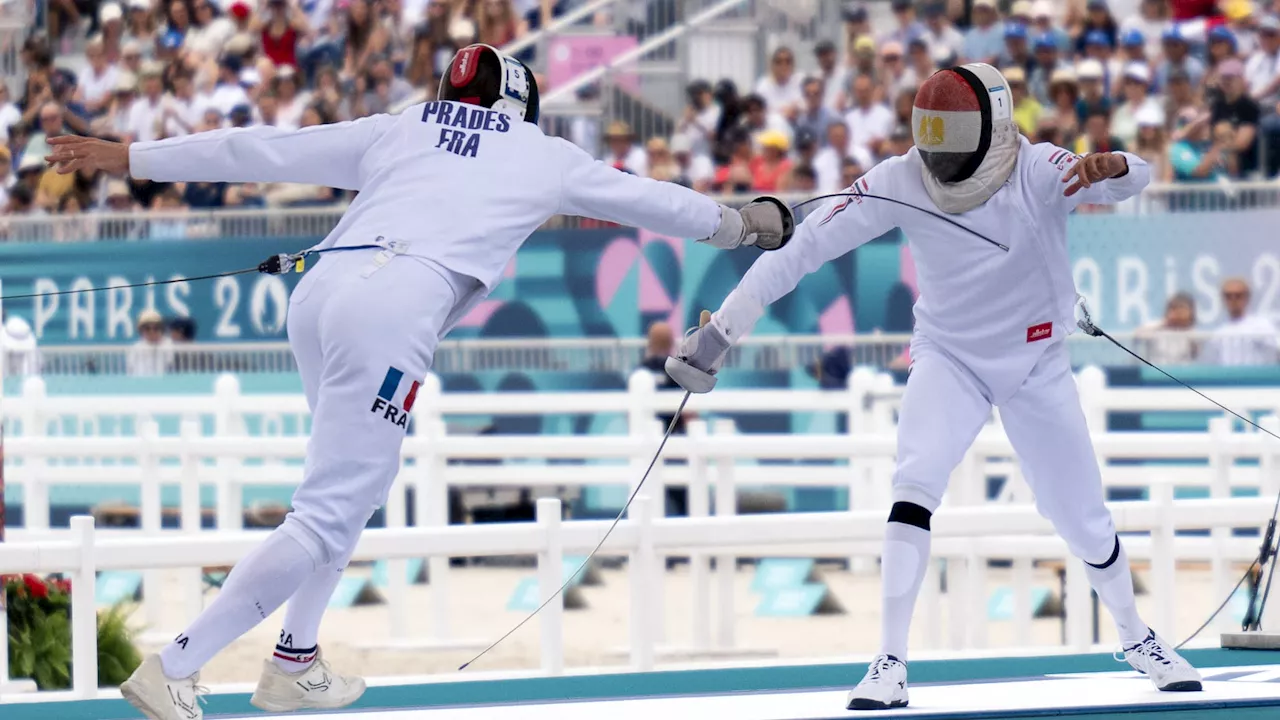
[1123,62,1151,83]
[1010,0,1033,16]
[1135,104,1165,127]
[1031,0,1055,18]
[1076,58,1105,79]
[239,67,261,86]
[99,2,123,23]
[128,0,150,10]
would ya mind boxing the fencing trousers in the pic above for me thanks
[160,250,459,678]
[878,335,1144,661]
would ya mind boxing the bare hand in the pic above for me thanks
[45,135,131,176]
[1061,152,1128,197]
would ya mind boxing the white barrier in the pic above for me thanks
[2,369,1280,655]
[0,491,1275,702]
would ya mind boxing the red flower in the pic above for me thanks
[23,573,49,600]
[52,579,72,594]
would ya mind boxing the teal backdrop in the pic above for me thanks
[1,209,1277,345]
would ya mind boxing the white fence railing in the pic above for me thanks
[1,183,1277,243]
[11,330,1268,377]
[1,491,1277,701]
[1,368,1279,698]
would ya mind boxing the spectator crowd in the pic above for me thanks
[6,0,1280,221]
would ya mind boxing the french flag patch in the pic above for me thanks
[1026,322,1053,343]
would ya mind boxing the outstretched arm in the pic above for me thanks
[47,115,393,189]
[1058,150,1150,207]
[665,163,901,393]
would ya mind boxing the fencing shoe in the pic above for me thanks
[846,654,909,710]
[120,654,207,720]
[1118,629,1202,692]
[250,647,367,712]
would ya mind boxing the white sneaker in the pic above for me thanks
[119,654,207,720]
[250,648,367,712]
[1119,629,1203,692]
[846,654,909,710]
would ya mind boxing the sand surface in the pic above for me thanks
[125,560,1239,684]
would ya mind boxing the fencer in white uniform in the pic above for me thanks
[47,45,794,720]
[666,64,1203,711]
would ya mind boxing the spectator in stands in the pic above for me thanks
[1121,0,1168,60]
[343,0,391,79]
[1119,29,1149,69]
[1003,66,1041,134]
[102,178,138,211]
[1136,292,1199,364]
[792,126,819,172]
[0,84,20,144]
[844,36,880,104]
[1251,16,1280,177]
[788,164,818,192]
[678,80,719,158]
[53,192,99,241]
[158,69,199,138]
[844,73,893,161]
[188,0,236,58]
[668,133,713,193]
[1169,108,1226,181]
[1111,63,1159,148]
[903,36,934,90]
[477,0,521,47]
[1029,33,1062,104]
[1133,104,1170,180]
[124,1,156,55]
[841,1,871,46]
[1077,106,1125,154]
[1206,278,1280,365]
[814,40,846,111]
[1075,58,1111,123]
[1164,68,1202,126]
[1000,22,1035,76]
[880,41,911,98]
[22,101,67,168]
[163,0,195,45]
[127,309,175,376]
[741,93,791,150]
[839,155,864,188]
[204,56,251,116]
[1212,58,1261,178]
[713,127,754,194]
[881,0,925,47]
[4,185,37,216]
[636,320,688,516]
[1076,0,1119,54]
[261,0,309,70]
[127,61,166,143]
[921,2,964,59]
[814,120,862,192]
[644,137,679,183]
[755,47,803,121]
[794,77,837,148]
[749,130,792,192]
[890,85,915,130]
[78,35,121,116]
[1157,25,1206,92]
[964,0,1005,64]
[1030,1,1069,51]
[1207,26,1241,81]
[1083,30,1121,97]
[602,120,647,176]
[883,123,913,157]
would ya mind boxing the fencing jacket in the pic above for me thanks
[129,101,723,293]
[716,137,1149,403]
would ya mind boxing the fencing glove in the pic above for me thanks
[665,311,731,394]
[701,196,795,251]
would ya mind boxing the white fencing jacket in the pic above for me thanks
[716,138,1149,403]
[130,101,722,292]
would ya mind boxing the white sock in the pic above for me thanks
[880,517,931,662]
[1083,536,1149,646]
[273,563,348,672]
[160,529,317,679]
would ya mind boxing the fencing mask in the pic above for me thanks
[911,63,1019,214]
[439,44,541,124]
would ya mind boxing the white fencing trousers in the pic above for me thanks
[892,335,1118,565]
[282,249,458,566]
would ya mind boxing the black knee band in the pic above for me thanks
[1085,535,1121,570]
[887,501,932,531]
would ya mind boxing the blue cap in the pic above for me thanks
[1085,29,1112,47]
[1162,24,1187,43]
[1208,25,1237,47]
[160,29,183,50]
[1004,22,1028,39]
[1121,28,1144,47]
[1033,32,1057,50]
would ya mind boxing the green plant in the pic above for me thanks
[4,574,142,689]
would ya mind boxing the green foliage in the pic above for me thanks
[5,574,142,689]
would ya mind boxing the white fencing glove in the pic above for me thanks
[665,311,732,394]
[701,196,795,252]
